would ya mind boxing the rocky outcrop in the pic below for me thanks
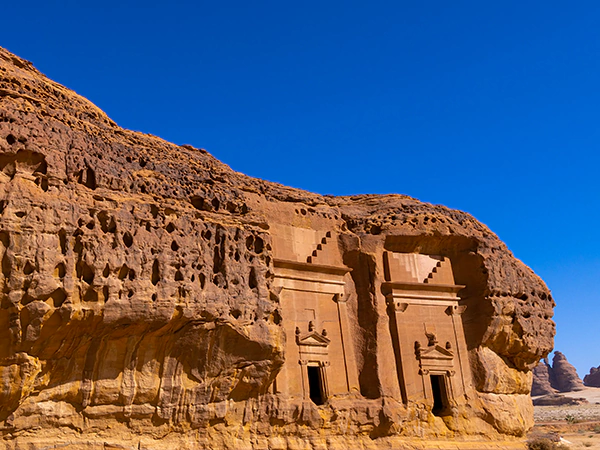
[531,352,585,395]
[532,394,587,406]
[584,366,600,387]
[531,359,556,396]
[550,352,585,392]
[0,47,555,449]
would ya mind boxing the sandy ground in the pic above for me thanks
[530,387,600,449]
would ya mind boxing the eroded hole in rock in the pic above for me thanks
[58,229,67,254]
[245,236,254,251]
[211,198,220,210]
[226,201,236,213]
[77,166,97,190]
[248,267,258,289]
[127,289,134,298]
[1,232,11,278]
[83,287,98,302]
[76,260,94,284]
[122,232,133,248]
[199,273,206,289]
[151,260,160,286]
[15,211,26,218]
[272,309,282,325]
[50,288,67,307]
[128,269,135,281]
[175,270,184,281]
[150,204,159,219]
[6,134,16,145]
[151,293,157,301]
[23,261,35,275]
[54,263,66,279]
[118,265,129,280]
[230,309,242,319]
[254,236,264,254]
[102,264,110,277]
[190,196,207,211]
[35,177,49,191]
[171,240,179,251]
[213,246,222,274]
[213,273,226,288]
[166,223,175,233]
[97,211,116,233]
[33,159,48,175]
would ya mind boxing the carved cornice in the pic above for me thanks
[274,259,352,276]
[381,281,465,295]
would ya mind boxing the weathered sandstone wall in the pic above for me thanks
[0,47,554,449]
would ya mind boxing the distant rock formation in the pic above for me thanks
[532,351,585,395]
[532,359,557,396]
[584,366,600,387]
[532,394,588,406]
[551,352,585,392]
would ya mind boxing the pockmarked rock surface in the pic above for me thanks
[0,47,555,449]
[584,366,600,387]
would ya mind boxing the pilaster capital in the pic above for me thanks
[445,304,467,316]
[387,298,409,313]
[333,293,347,303]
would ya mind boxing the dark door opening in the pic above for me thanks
[430,375,447,416]
[307,366,325,405]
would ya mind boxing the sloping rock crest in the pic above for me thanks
[584,365,600,387]
[0,47,555,449]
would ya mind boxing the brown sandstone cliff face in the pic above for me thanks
[0,47,555,449]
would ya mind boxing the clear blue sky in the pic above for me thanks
[2,1,599,377]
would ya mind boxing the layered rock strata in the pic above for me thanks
[0,47,555,449]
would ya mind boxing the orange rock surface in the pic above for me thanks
[0,47,554,449]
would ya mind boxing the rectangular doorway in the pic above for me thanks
[430,374,448,416]
[307,365,325,405]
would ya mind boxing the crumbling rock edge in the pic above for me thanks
[0,47,554,449]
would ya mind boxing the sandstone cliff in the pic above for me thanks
[0,47,555,449]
